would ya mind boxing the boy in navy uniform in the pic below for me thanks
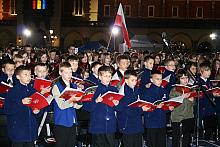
[0,59,16,86]
[4,65,40,147]
[89,65,119,147]
[52,62,82,147]
[86,61,102,86]
[117,70,147,147]
[139,55,154,94]
[141,70,174,147]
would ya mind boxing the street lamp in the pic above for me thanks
[43,29,58,48]
[210,33,217,51]
[112,26,119,50]
[22,28,31,46]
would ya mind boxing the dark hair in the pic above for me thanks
[124,69,137,79]
[164,59,175,66]
[91,61,102,69]
[98,65,113,75]
[116,54,129,64]
[66,55,79,62]
[176,69,189,84]
[34,62,49,69]
[186,61,197,70]
[144,55,154,62]
[15,65,31,75]
[150,70,162,77]
[2,59,15,68]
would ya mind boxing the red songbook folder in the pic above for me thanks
[161,74,171,87]
[128,99,157,111]
[25,92,51,110]
[34,78,52,97]
[174,84,198,93]
[0,97,5,108]
[157,66,166,73]
[0,81,13,93]
[59,87,83,100]
[72,77,96,87]
[101,91,124,107]
[188,91,204,98]
[160,96,184,111]
[80,86,98,102]
[207,87,220,94]
[210,80,220,85]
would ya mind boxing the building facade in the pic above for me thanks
[0,0,220,51]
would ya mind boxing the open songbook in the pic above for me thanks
[34,78,52,97]
[0,81,13,94]
[58,86,98,102]
[71,76,96,87]
[128,96,184,111]
[24,92,53,110]
[100,91,124,107]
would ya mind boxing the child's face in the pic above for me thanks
[200,70,211,79]
[154,56,160,64]
[151,74,162,87]
[144,59,154,70]
[118,59,129,71]
[165,61,176,72]
[125,75,137,89]
[60,67,73,81]
[40,54,48,63]
[179,75,189,85]
[190,65,197,75]
[69,60,78,72]
[99,71,112,86]
[16,70,32,85]
[35,66,48,79]
[104,55,111,65]
[49,52,56,60]
[14,58,24,68]
[3,64,15,78]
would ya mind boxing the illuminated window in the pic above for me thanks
[33,0,46,10]
[10,0,17,15]
[104,5,110,16]
[124,5,131,17]
[196,7,203,18]
[172,6,178,17]
[72,0,84,16]
[148,5,154,17]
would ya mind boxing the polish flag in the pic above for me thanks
[113,3,131,48]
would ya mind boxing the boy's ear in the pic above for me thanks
[125,79,128,83]
[150,78,153,83]
[2,68,5,73]
[16,75,20,80]
[34,67,37,75]
[59,71,62,76]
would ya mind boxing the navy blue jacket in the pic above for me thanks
[117,84,144,134]
[89,82,118,134]
[163,69,176,94]
[4,81,38,142]
[139,68,151,95]
[141,84,168,128]
[86,73,99,85]
[196,76,216,118]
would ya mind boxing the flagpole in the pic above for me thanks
[107,31,113,50]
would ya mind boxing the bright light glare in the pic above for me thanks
[23,29,31,37]
[112,27,119,36]
[210,33,217,40]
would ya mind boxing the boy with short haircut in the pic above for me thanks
[197,62,219,140]
[4,65,40,147]
[117,70,145,147]
[52,62,82,147]
[0,59,16,86]
[89,65,119,147]
[141,70,173,147]
[114,54,130,89]
[163,59,176,94]
[13,54,24,68]
[140,55,154,94]
[66,55,81,78]
[86,61,102,85]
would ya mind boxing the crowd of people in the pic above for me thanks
[1,44,220,147]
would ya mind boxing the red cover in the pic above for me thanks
[188,91,204,98]
[174,84,197,93]
[59,87,84,100]
[25,92,49,110]
[0,81,13,93]
[161,75,171,87]
[101,91,124,107]
[34,78,52,97]
[0,97,5,108]
[72,77,96,87]
[157,66,166,73]
[128,99,156,111]
[80,86,98,102]
[207,87,220,94]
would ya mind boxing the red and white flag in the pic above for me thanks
[113,3,131,48]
